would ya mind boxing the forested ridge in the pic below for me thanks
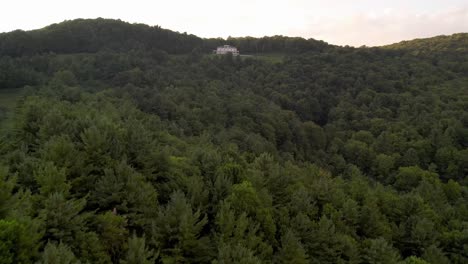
[0,18,467,263]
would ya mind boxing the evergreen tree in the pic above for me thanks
[0,166,15,218]
[120,233,155,264]
[362,238,400,264]
[40,241,80,264]
[151,191,210,263]
[275,230,308,264]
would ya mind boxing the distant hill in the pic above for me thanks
[0,18,330,56]
[383,33,468,74]
[383,33,468,55]
[1,18,467,57]
[0,18,204,56]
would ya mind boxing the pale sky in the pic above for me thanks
[1,0,468,46]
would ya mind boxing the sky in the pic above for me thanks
[1,0,468,46]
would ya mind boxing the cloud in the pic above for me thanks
[298,7,468,46]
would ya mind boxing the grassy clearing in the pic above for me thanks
[205,53,286,64]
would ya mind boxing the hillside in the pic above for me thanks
[0,18,330,57]
[0,19,467,264]
[383,33,468,74]
[0,18,203,56]
[384,33,468,54]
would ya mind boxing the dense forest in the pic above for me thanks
[0,18,467,263]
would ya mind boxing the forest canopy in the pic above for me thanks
[0,18,467,263]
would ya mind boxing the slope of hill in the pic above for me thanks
[0,19,467,264]
[0,18,331,57]
[384,33,468,54]
[383,33,468,74]
[0,18,203,56]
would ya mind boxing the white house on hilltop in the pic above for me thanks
[214,45,239,56]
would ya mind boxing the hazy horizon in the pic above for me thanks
[2,0,468,47]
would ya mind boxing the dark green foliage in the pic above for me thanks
[0,18,203,56]
[362,237,400,264]
[151,191,210,263]
[275,230,309,264]
[422,245,451,264]
[120,233,155,264]
[0,219,37,263]
[40,242,80,264]
[0,166,15,218]
[95,212,128,262]
[0,19,467,263]
[39,192,87,245]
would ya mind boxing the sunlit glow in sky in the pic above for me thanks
[2,0,468,46]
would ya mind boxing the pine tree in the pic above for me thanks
[39,192,87,245]
[402,256,430,264]
[214,201,272,262]
[40,241,80,264]
[120,233,155,264]
[34,162,70,197]
[422,245,450,264]
[0,166,15,218]
[362,237,400,264]
[95,211,128,262]
[275,230,308,264]
[307,216,342,264]
[0,219,37,264]
[151,191,210,263]
[213,243,262,264]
